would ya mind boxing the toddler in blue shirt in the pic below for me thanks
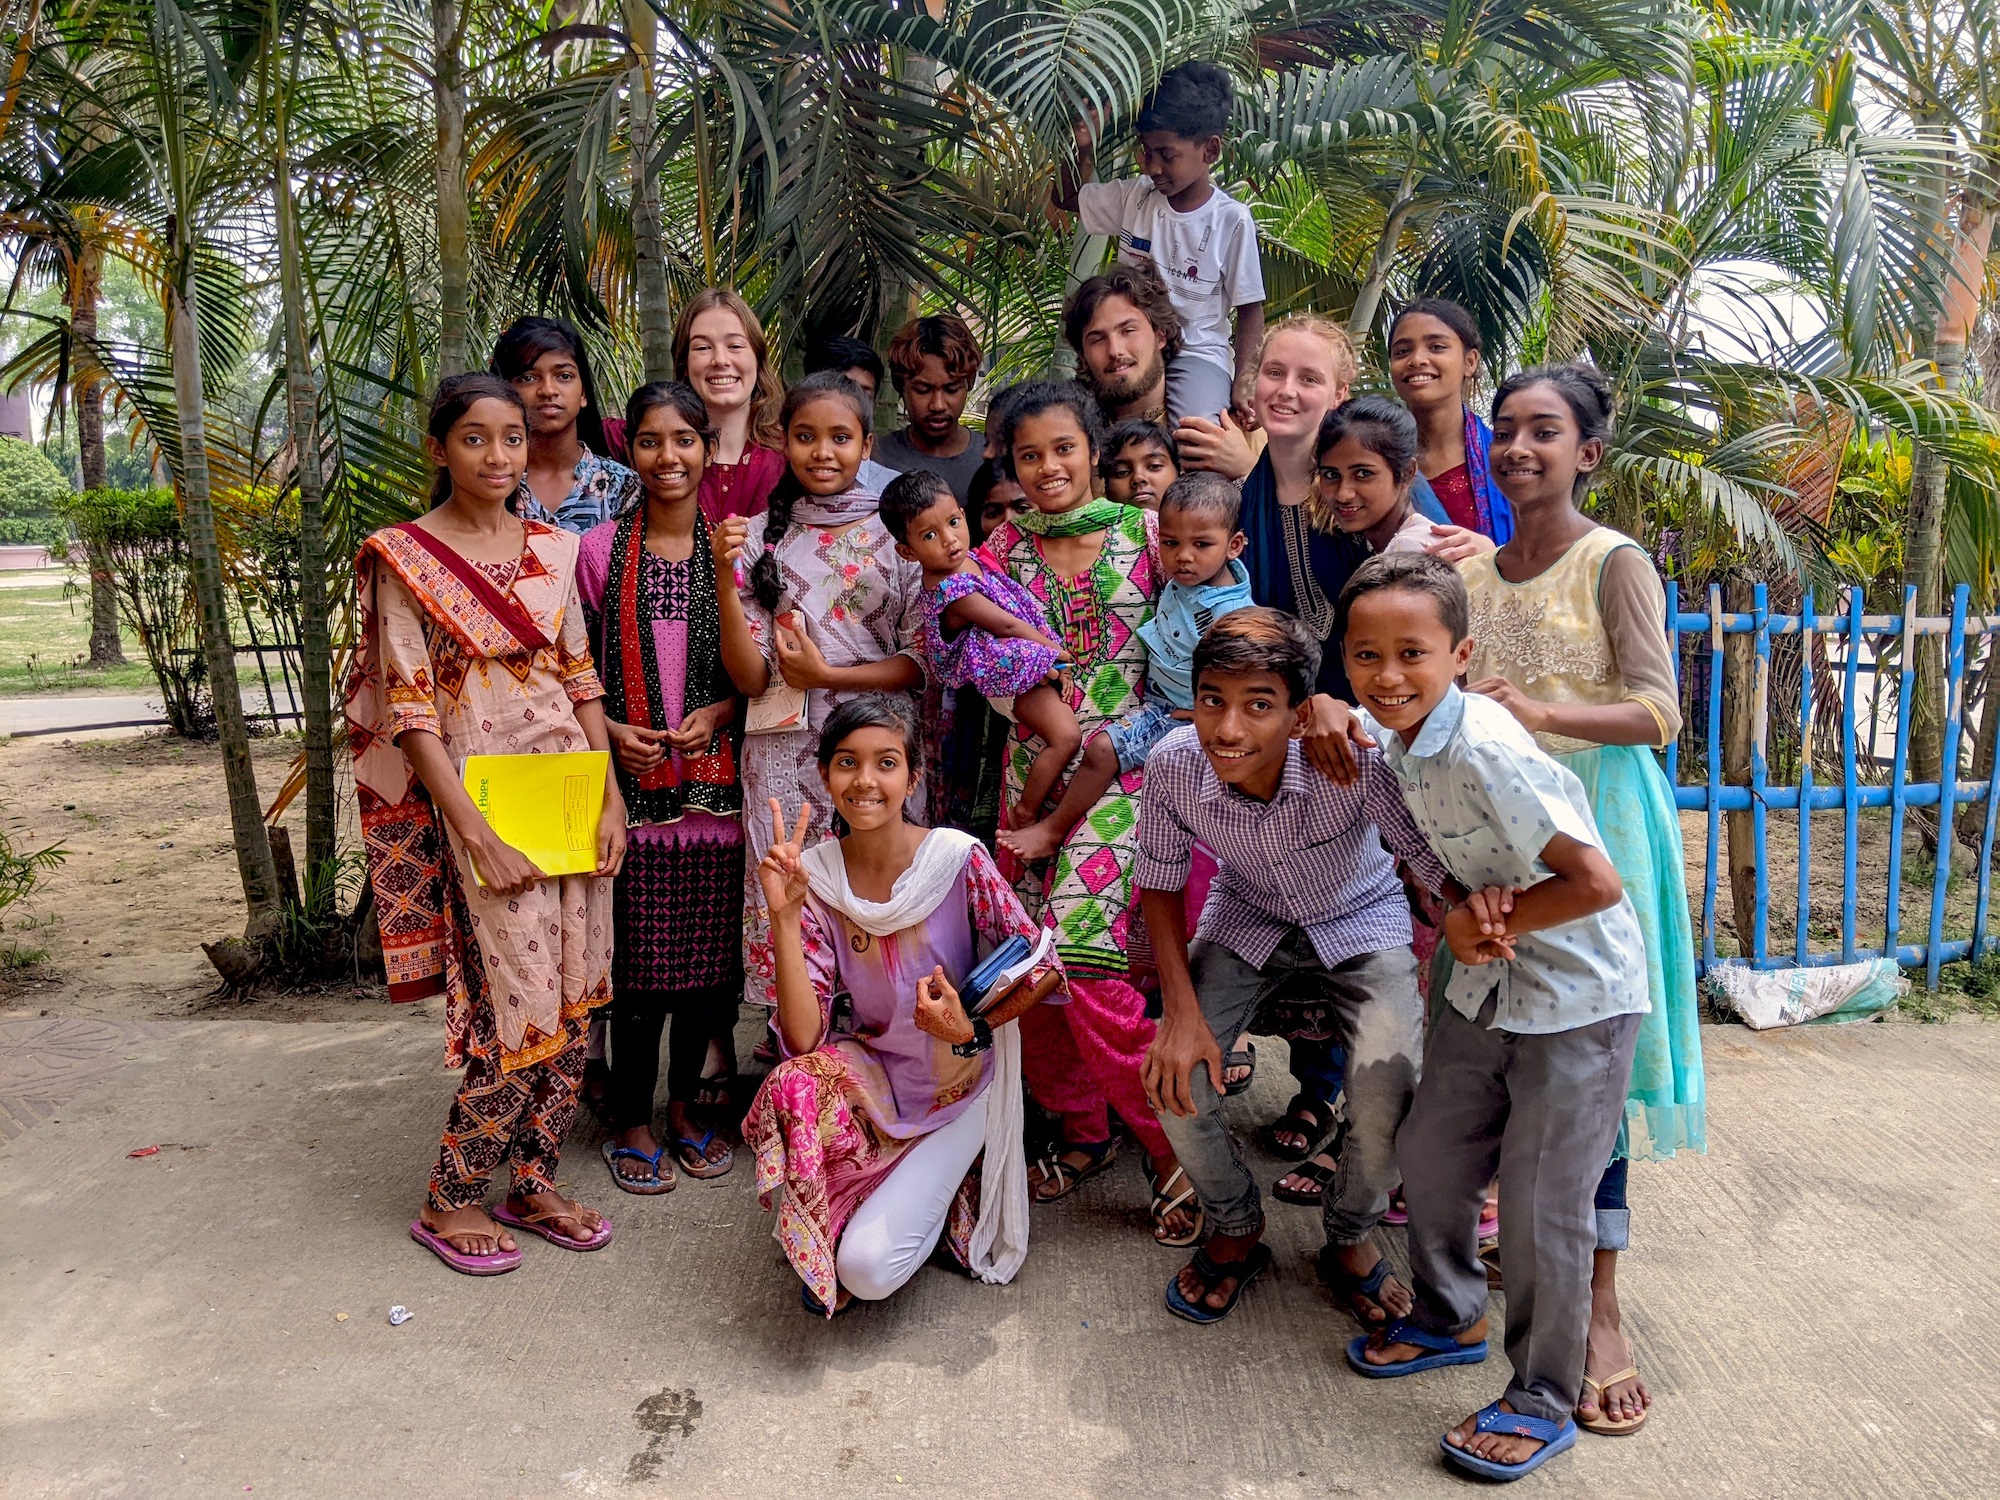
[999,471,1252,863]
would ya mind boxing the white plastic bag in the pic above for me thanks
[1705,958,1907,1030]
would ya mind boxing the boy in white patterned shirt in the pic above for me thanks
[1337,552,1647,1484]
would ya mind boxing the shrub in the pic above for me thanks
[0,435,70,549]
[56,487,212,736]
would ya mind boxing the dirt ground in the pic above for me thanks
[0,731,395,1026]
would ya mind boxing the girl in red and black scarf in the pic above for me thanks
[577,381,752,1193]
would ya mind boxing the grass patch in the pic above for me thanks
[0,575,155,696]
[1910,955,2000,1022]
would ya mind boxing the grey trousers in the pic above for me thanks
[1398,993,1640,1423]
[1164,351,1236,425]
[1154,932,1422,1239]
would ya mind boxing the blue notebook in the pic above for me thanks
[961,928,1055,1014]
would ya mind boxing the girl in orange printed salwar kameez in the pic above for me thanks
[347,374,629,1276]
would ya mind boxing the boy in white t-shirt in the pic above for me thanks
[1053,61,1266,427]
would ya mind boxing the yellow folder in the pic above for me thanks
[460,751,610,884]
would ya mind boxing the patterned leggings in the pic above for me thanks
[429,1002,589,1211]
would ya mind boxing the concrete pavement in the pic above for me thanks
[2,1009,1996,1498]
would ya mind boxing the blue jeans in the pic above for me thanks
[1104,695,1180,775]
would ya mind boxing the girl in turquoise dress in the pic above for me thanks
[1457,362,1704,1438]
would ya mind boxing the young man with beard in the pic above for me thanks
[1062,263,1178,428]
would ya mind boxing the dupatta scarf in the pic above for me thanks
[597,505,739,824]
[344,521,565,1012]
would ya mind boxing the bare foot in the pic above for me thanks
[1579,1320,1651,1426]
[1360,1314,1488,1369]
[506,1189,605,1240]
[997,817,1065,864]
[1444,1399,1547,1467]
[421,1203,516,1257]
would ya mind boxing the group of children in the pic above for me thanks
[346,55,1702,1485]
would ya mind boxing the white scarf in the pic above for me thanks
[800,828,1030,1287]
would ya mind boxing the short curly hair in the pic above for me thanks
[1063,262,1182,364]
[885,314,981,392]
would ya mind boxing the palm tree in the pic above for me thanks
[25,0,287,938]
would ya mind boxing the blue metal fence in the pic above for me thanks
[1667,580,1999,988]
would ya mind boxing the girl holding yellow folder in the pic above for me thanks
[349,373,628,1277]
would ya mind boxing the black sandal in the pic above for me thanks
[1222,1041,1256,1097]
[1028,1138,1118,1201]
[1263,1093,1335,1161]
[1271,1153,1337,1206]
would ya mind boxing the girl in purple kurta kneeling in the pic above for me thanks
[742,696,1067,1316]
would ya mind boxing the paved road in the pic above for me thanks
[0,683,300,737]
[2,1009,1995,1498]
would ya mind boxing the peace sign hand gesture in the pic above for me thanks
[756,798,814,921]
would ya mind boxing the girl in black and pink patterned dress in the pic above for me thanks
[578,381,752,1193]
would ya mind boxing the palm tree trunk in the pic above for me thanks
[169,266,283,939]
[624,0,672,381]
[432,0,471,378]
[274,79,338,907]
[1347,164,1420,340]
[1904,203,1992,798]
[70,234,124,667]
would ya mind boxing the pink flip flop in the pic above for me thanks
[409,1218,523,1276]
[491,1199,614,1252]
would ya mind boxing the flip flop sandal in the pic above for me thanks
[409,1217,522,1276]
[1345,1318,1488,1378]
[1577,1367,1649,1436]
[1440,1404,1577,1481]
[672,1129,735,1180]
[492,1199,615,1252]
[1381,1187,1409,1226]
[801,1283,859,1318]
[1221,1042,1256,1097]
[1164,1241,1273,1324]
[1028,1138,1118,1202]
[601,1139,676,1195]
[1149,1166,1205,1248]
[1271,1155,1337,1207]
[1315,1246,1405,1325]
[1263,1094,1334,1162]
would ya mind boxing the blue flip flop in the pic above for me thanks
[1345,1318,1488,1377]
[1439,1403,1577,1481]
[1164,1241,1274,1324]
[601,1139,675,1195]
[671,1129,735,1180]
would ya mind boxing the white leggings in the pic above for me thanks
[836,1088,991,1302]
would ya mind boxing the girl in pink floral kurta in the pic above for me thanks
[714,373,931,1010]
